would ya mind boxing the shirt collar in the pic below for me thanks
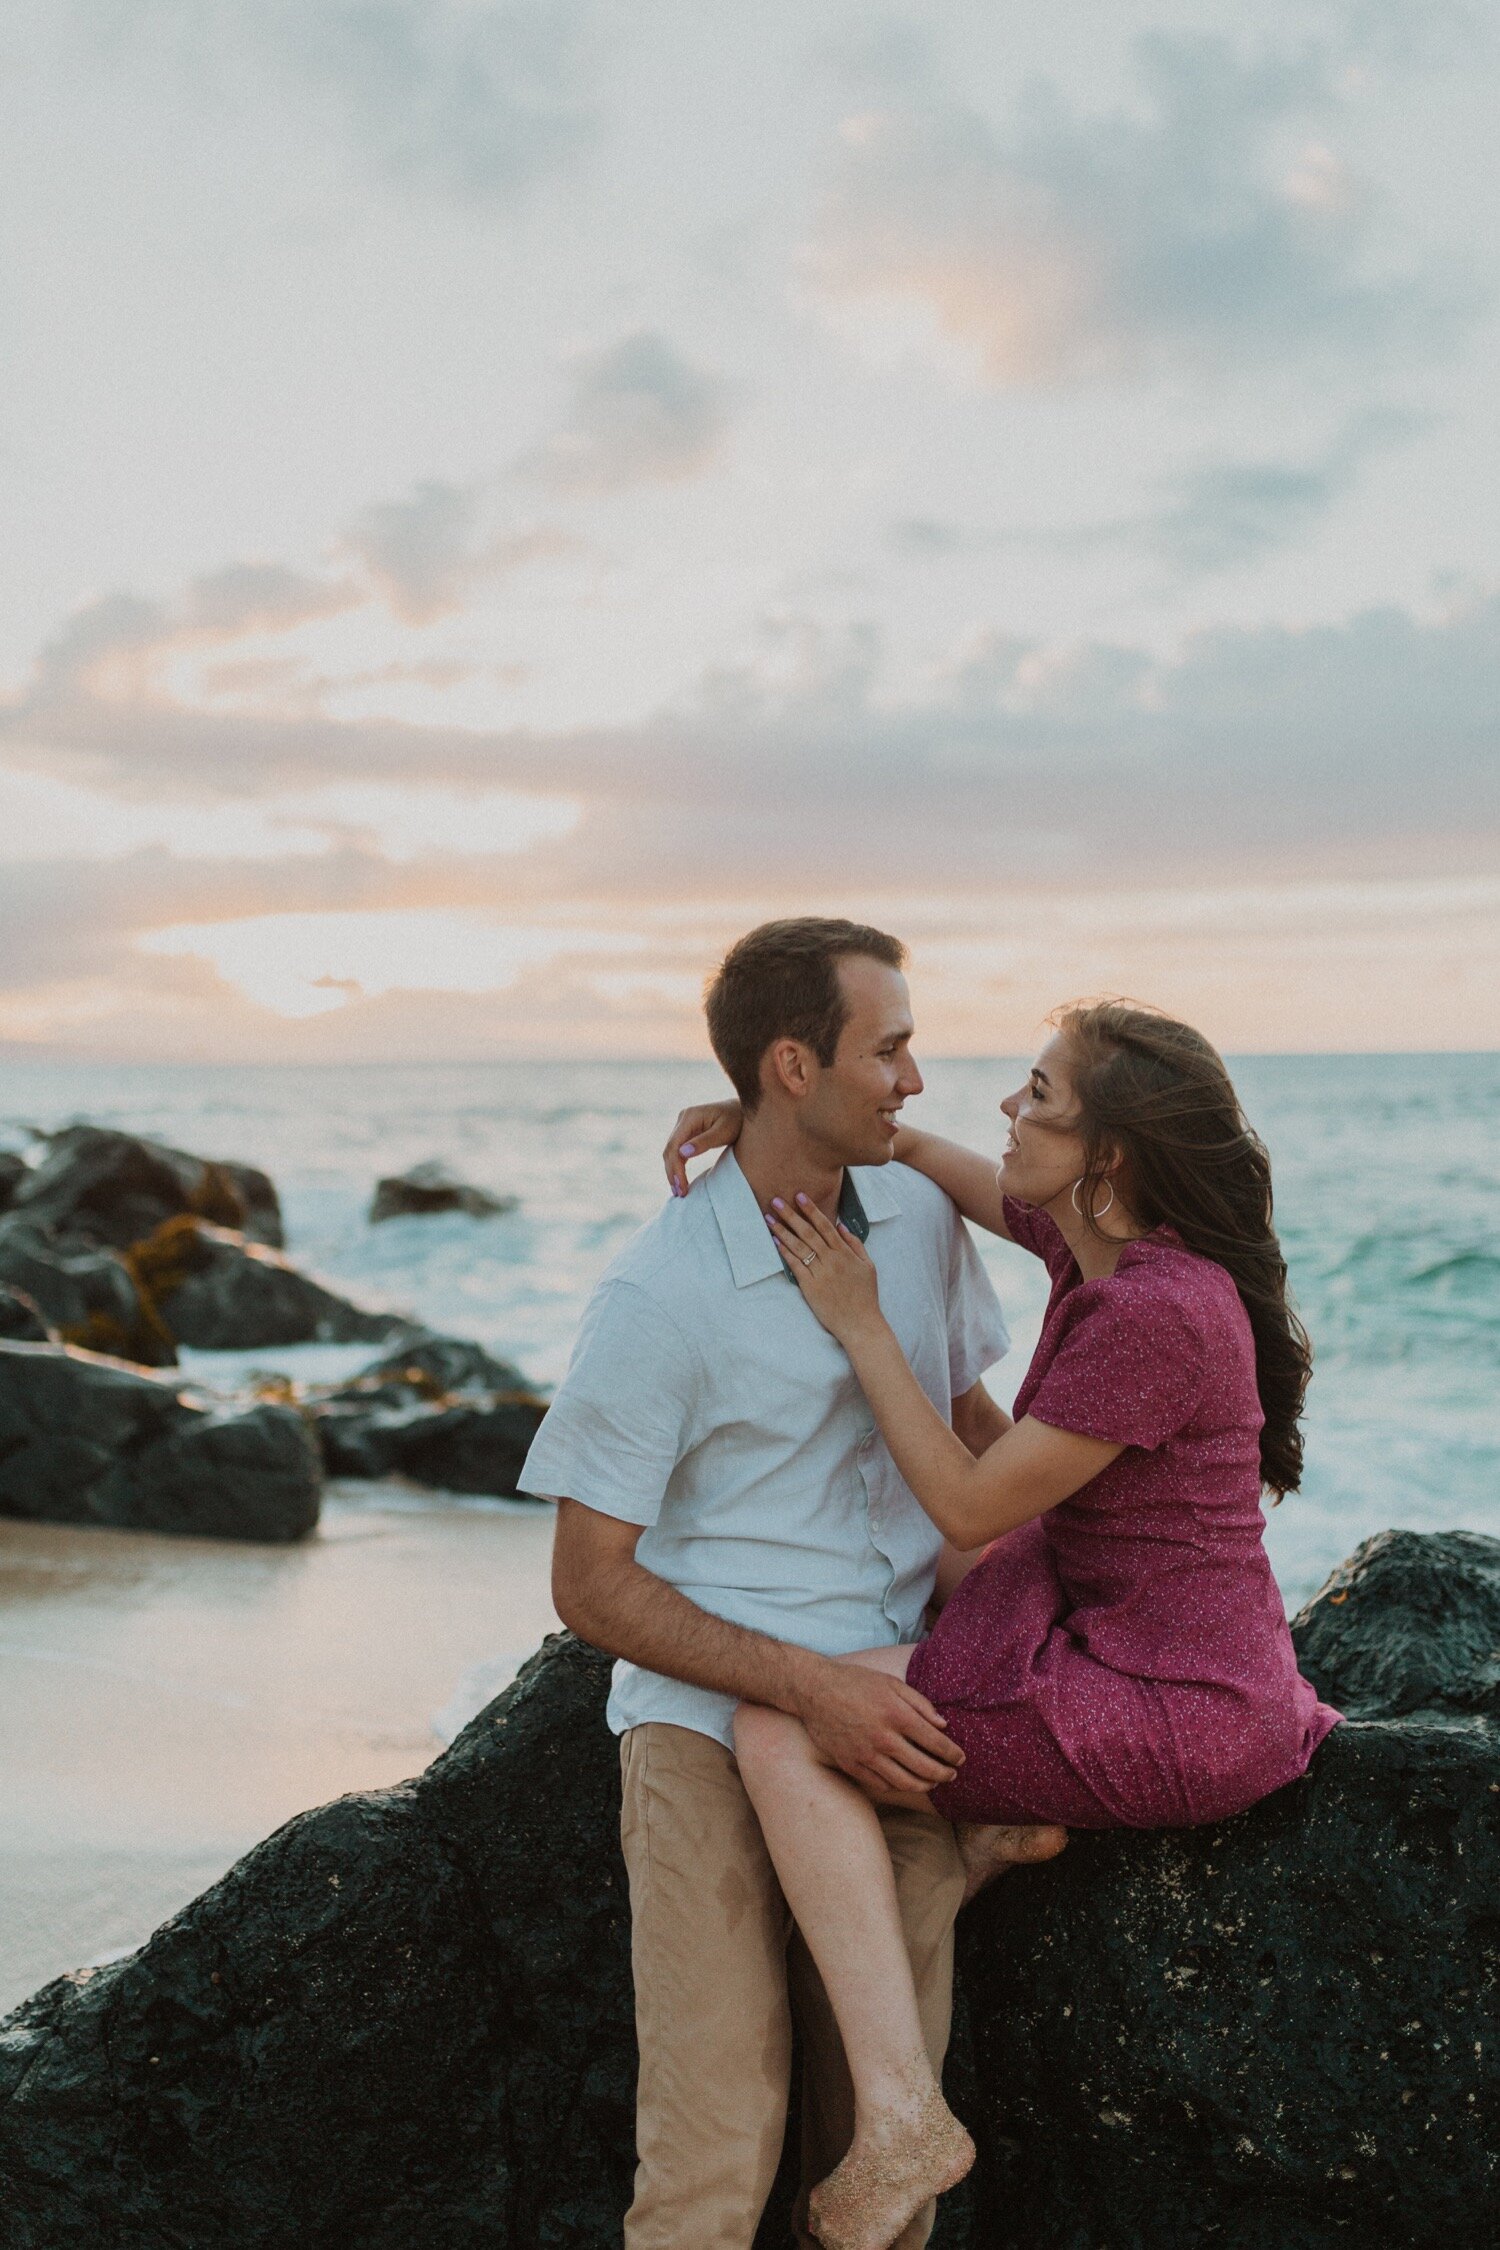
[704,1150,900,1291]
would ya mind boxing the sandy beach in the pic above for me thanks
[0,1485,558,2013]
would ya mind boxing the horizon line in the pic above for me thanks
[1,1046,1497,1070]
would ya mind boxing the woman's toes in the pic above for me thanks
[957,1821,1068,1904]
[1006,1822,1068,1862]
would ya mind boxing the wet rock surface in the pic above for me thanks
[9,1126,283,1250]
[0,1339,322,1543]
[0,1284,55,1343]
[136,1215,416,1352]
[0,1220,166,1364]
[2,1534,1496,2247]
[369,1160,518,1223]
[307,1332,547,1496]
[0,1151,27,1214]
[0,1208,415,1364]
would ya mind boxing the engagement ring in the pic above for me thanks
[801,1251,817,1267]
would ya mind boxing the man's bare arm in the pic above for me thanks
[951,1378,1010,1458]
[550,1498,964,1797]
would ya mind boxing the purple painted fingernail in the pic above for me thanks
[681,1143,695,1157]
[772,1197,786,1210]
[795,1192,809,1206]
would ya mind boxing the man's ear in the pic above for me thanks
[765,1037,814,1102]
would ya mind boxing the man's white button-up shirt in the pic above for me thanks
[518,1150,1009,1750]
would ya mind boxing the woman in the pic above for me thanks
[661,1001,1339,2250]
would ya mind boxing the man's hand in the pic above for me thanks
[791,1657,964,1796]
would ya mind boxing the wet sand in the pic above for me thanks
[0,1486,559,2014]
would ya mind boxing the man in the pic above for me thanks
[519,918,1016,2248]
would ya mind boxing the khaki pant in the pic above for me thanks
[619,1721,966,2250]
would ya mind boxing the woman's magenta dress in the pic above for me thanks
[905,1200,1340,1828]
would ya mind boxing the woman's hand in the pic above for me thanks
[765,1194,883,1345]
[662,1097,743,1198]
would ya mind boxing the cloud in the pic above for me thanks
[2,563,1494,1056]
[2,497,1493,900]
[807,33,1441,385]
[892,408,1427,577]
[7,479,569,746]
[340,478,575,622]
[74,0,600,203]
[1139,407,1425,574]
[22,567,365,722]
[4,542,1495,894]
[526,332,733,495]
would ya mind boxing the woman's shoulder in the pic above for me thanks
[1001,1196,1074,1272]
[1087,1233,1246,1338]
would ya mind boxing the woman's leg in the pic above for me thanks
[827,1646,1070,1902]
[733,1647,974,2249]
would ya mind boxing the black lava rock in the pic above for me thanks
[0,1284,54,1342]
[0,1633,632,2250]
[369,1160,518,1224]
[385,1399,549,1497]
[11,1125,282,1250]
[0,1151,27,1214]
[134,1216,417,1352]
[1291,1526,1500,1719]
[0,1219,169,1365]
[0,1339,322,1541]
[0,1532,1496,2248]
[359,1334,532,1395]
[308,1333,547,1497]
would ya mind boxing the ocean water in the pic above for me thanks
[1,1051,1496,1611]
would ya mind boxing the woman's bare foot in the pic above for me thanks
[807,2082,975,2250]
[956,1821,1068,1905]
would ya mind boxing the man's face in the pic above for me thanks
[800,956,924,1166]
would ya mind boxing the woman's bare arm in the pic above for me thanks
[890,1126,1013,1239]
[844,1346,1120,1548]
[659,1102,1017,1241]
[765,1195,1121,1548]
[662,1097,741,1197]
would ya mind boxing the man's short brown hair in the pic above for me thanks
[704,918,907,1111]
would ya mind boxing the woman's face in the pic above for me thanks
[996,1032,1091,1209]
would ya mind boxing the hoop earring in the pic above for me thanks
[1071,1177,1115,1221]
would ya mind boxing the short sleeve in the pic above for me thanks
[1024,1281,1206,1451]
[516,1280,697,1526]
[943,1206,1010,1398]
[1002,1196,1076,1283]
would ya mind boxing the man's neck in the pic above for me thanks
[733,1111,845,1220]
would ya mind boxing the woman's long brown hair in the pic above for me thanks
[1055,1000,1311,1498]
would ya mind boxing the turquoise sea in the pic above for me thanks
[2,1051,1495,1612]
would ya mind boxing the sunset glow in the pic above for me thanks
[1,4,1494,1060]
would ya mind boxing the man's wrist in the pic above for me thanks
[777,1642,832,1722]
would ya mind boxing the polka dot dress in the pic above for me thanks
[907,1200,1339,1828]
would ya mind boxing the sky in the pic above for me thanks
[0,0,1496,1061]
